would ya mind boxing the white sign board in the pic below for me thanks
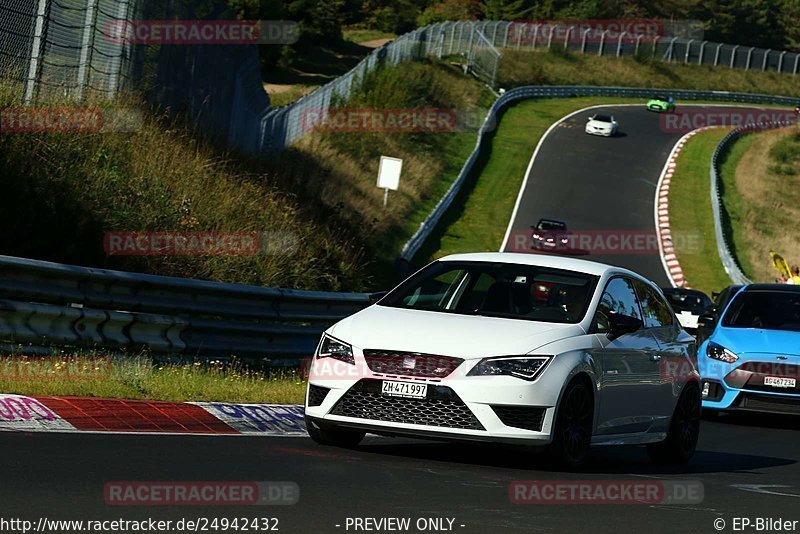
[377,156,402,191]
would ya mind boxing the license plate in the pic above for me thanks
[764,376,796,389]
[381,380,428,399]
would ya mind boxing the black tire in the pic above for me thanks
[647,383,701,464]
[548,379,594,469]
[305,416,365,448]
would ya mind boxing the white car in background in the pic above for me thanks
[585,114,618,137]
[305,253,700,468]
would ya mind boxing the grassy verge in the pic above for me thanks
[0,355,306,404]
[499,49,800,98]
[0,61,489,292]
[722,128,800,281]
[668,129,738,295]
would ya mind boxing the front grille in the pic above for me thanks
[363,350,463,379]
[736,393,800,415]
[307,385,330,407]
[330,379,484,430]
[492,405,546,432]
[733,361,800,394]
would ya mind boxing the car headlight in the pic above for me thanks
[706,341,738,363]
[316,334,355,365]
[467,356,551,381]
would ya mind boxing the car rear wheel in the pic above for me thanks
[647,383,701,464]
[305,416,365,448]
[548,379,593,469]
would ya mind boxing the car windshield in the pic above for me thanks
[380,261,598,323]
[653,96,669,101]
[722,291,800,331]
[593,115,612,123]
[536,220,566,231]
[664,291,711,314]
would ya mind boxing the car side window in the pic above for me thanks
[637,282,675,328]
[595,277,642,333]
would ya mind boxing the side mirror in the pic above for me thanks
[369,291,388,304]
[608,313,643,340]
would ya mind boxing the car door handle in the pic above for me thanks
[649,353,662,362]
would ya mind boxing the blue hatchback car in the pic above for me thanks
[698,284,800,415]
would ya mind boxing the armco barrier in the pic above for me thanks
[400,85,799,262]
[0,255,370,364]
[709,120,796,285]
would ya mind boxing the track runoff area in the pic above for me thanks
[4,104,800,534]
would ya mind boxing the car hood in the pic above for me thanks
[712,327,800,356]
[587,120,613,129]
[329,305,585,359]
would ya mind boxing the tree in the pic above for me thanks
[418,0,481,25]
[481,0,533,20]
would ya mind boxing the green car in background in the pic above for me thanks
[646,95,676,112]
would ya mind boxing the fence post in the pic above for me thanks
[730,45,739,68]
[531,24,539,49]
[745,46,754,70]
[598,30,609,56]
[713,43,722,66]
[24,0,49,105]
[667,36,678,61]
[698,41,706,64]
[564,27,573,49]
[652,36,660,59]
[778,50,786,73]
[794,54,799,75]
[547,25,555,48]
[582,29,590,53]
[685,39,694,62]
[635,34,642,55]
[617,32,629,57]
[106,0,131,98]
[762,49,771,71]
[76,0,98,101]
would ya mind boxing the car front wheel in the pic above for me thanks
[305,416,365,448]
[548,379,593,469]
[647,383,701,464]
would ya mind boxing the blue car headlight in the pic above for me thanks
[468,356,551,381]
[706,341,739,363]
[316,334,355,365]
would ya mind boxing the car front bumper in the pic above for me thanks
[700,357,800,414]
[305,359,567,444]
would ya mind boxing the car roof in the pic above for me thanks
[743,283,800,293]
[437,252,641,279]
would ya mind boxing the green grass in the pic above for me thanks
[342,28,396,44]
[719,128,800,282]
[716,133,762,279]
[499,49,800,98]
[667,129,739,295]
[0,354,306,404]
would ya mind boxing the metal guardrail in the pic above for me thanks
[0,255,371,364]
[400,85,800,261]
[709,120,796,285]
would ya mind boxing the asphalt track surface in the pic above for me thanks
[502,105,688,285]
[4,413,800,534]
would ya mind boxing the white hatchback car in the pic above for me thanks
[305,253,700,467]
[585,114,618,137]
